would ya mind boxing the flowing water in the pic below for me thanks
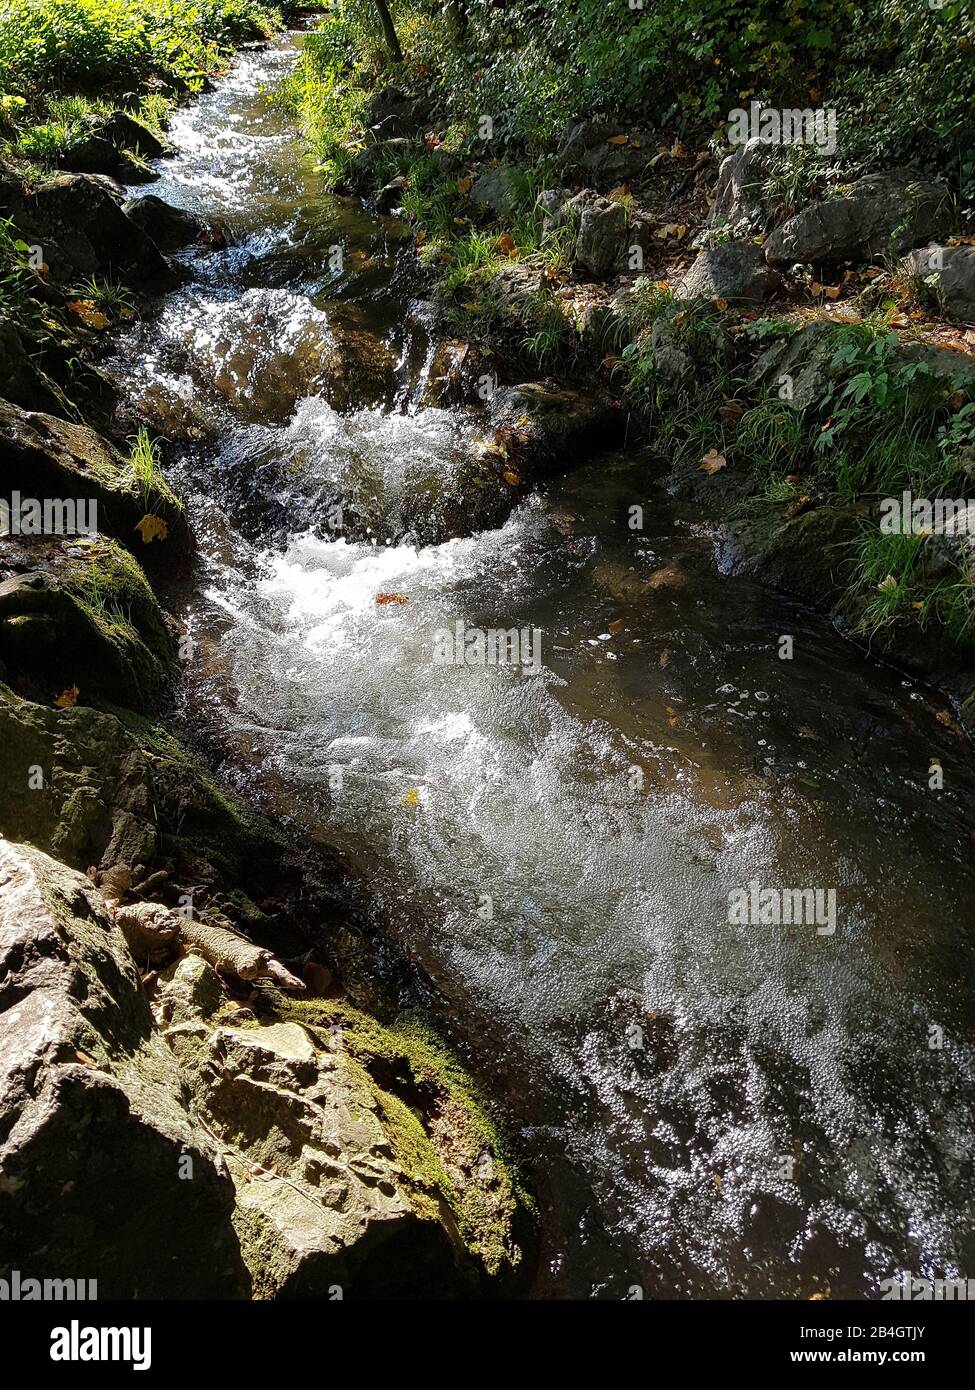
[113,34,975,1299]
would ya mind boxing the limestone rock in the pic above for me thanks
[0,838,249,1298]
[679,241,781,306]
[764,169,950,268]
[709,137,783,233]
[903,244,975,325]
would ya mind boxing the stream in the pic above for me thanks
[112,33,975,1299]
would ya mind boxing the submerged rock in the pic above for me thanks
[123,194,203,251]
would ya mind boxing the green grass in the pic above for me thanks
[126,427,182,512]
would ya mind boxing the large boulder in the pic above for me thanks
[709,137,782,233]
[0,837,529,1298]
[567,189,627,279]
[0,839,250,1298]
[903,244,975,325]
[678,241,781,306]
[5,173,171,286]
[61,111,166,183]
[123,194,202,251]
[0,683,157,871]
[0,542,174,711]
[764,170,950,268]
[471,165,524,219]
[0,397,189,567]
[558,121,653,185]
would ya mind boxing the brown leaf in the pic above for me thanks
[497,232,516,256]
[608,618,624,635]
[55,686,79,708]
[74,1049,98,1067]
[376,592,409,605]
[699,448,727,475]
[456,176,473,194]
[502,469,521,486]
[607,134,629,145]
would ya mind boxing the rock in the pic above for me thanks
[903,244,975,325]
[0,682,157,871]
[721,502,864,606]
[678,241,781,306]
[5,173,171,286]
[764,169,951,268]
[0,838,250,1298]
[0,555,174,711]
[558,121,653,185]
[489,382,624,472]
[649,303,733,400]
[750,321,975,410]
[471,165,524,219]
[123,194,202,251]
[538,187,570,238]
[483,262,546,319]
[363,85,428,139]
[0,397,189,567]
[568,189,627,278]
[0,318,75,417]
[709,137,783,233]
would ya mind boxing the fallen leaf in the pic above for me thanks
[402,788,421,806]
[74,1050,98,1067]
[608,618,624,635]
[699,448,727,475]
[55,686,79,708]
[135,513,168,544]
[497,232,516,256]
[783,495,812,521]
[376,592,409,605]
[67,299,110,330]
[456,176,473,194]
[714,296,729,312]
[502,469,521,486]
[877,574,898,592]
[607,134,629,145]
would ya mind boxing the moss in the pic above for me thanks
[268,994,532,1279]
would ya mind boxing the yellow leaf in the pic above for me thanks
[699,448,727,475]
[55,685,79,708]
[502,470,521,486]
[67,299,110,330]
[607,134,629,145]
[456,176,473,194]
[402,788,421,806]
[714,296,729,311]
[135,513,168,544]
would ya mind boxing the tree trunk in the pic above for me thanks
[372,0,403,63]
